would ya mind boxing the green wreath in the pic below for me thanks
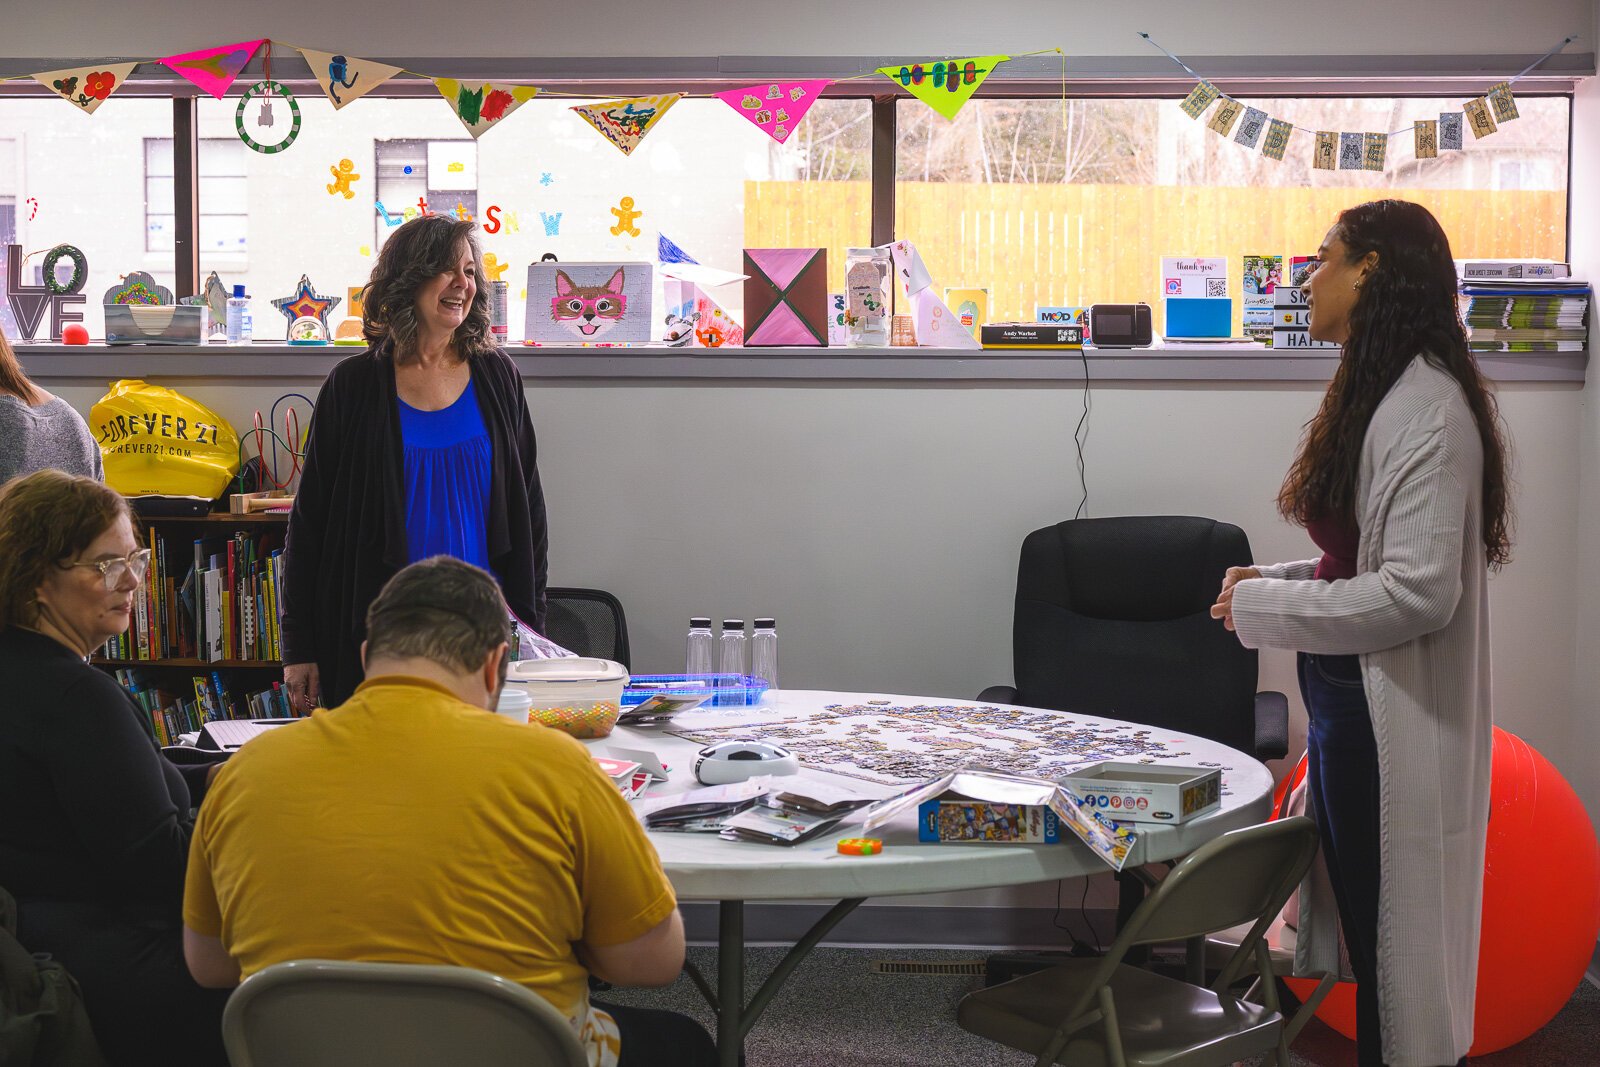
[42,244,87,295]
[235,80,301,155]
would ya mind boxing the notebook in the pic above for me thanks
[197,718,295,751]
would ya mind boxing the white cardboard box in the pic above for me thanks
[1058,762,1221,824]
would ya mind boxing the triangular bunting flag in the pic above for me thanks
[714,79,832,143]
[878,57,1007,121]
[570,95,683,155]
[434,79,540,139]
[298,48,404,109]
[157,39,264,100]
[32,63,139,115]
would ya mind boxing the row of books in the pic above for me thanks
[100,528,286,663]
[115,668,297,746]
[1456,260,1588,355]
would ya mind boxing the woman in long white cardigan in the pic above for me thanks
[1211,200,1512,1067]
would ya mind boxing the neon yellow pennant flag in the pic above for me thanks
[878,56,1008,120]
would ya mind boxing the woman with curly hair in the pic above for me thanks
[0,469,228,1064]
[281,215,548,710]
[1211,200,1510,1067]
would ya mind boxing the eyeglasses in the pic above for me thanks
[60,548,152,590]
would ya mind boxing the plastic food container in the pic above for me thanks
[503,657,629,738]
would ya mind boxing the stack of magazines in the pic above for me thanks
[1457,261,1589,354]
[638,780,877,845]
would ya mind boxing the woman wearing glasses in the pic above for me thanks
[0,469,228,1065]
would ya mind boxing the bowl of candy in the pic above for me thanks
[503,657,630,739]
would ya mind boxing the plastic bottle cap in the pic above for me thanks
[232,284,246,297]
[722,620,744,630]
[690,617,712,628]
[754,619,776,629]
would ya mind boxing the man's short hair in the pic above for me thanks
[364,556,508,674]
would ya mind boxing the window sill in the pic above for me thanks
[15,341,1587,384]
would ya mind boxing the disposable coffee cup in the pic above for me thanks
[494,686,533,723]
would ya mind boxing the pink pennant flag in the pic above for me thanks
[714,79,832,143]
[157,39,265,99]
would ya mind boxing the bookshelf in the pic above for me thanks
[93,507,296,743]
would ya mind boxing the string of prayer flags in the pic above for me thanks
[1415,119,1438,159]
[157,39,264,99]
[435,79,540,139]
[1207,98,1244,136]
[1463,96,1498,139]
[571,94,683,155]
[1337,132,1364,170]
[1261,119,1293,161]
[1363,132,1387,171]
[1314,131,1337,171]
[1439,113,1464,150]
[878,56,1008,121]
[32,63,138,115]
[1487,81,1519,123]
[298,48,404,109]
[1179,81,1220,119]
[1234,107,1267,148]
[715,80,832,143]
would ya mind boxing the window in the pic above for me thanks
[373,138,478,250]
[895,96,1570,331]
[145,138,249,255]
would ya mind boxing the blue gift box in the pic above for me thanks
[1163,297,1232,339]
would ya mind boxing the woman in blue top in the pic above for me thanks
[281,216,548,711]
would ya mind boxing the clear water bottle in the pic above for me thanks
[718,619,747,677]
[225,285,248,344]
[750,618,778,689]
[240,306,253,342]
[685,617,714,676]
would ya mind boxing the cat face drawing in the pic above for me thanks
[550,268,627,339]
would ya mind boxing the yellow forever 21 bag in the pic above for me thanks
[92,379,240,499]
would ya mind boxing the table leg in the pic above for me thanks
[717,900,744,1067]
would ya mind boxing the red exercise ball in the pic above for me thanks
[61,323,90,345]
[1285,728,1600,1055]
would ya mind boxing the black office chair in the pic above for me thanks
[543,587,631,670]
[980,515,1287,762]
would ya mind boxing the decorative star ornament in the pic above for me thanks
[270,274,340,331]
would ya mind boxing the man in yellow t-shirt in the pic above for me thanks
[182,556,716,1067]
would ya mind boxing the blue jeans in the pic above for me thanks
[1297,651,1385,1067]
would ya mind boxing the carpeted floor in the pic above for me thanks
[599,947,1600,1067]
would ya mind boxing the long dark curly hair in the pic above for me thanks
[1277,199,1512,568]
[362,215,496,361]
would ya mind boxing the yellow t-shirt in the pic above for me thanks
[184,676,675,1063]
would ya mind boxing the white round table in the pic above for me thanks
[589,690,1276,1065]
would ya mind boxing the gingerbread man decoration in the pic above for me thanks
[482,253,509,283]
[609,196,641,238]
[326,159,360,199]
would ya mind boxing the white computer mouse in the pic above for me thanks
[693,740,800,785]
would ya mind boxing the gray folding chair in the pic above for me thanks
[957,816,1319,1067]
[221,959,588,1067]
[1205,912,1338,1047]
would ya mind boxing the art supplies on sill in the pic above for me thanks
[862,767,1139,870]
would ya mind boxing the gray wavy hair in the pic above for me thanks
[361,215,496,361]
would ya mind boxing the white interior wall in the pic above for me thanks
[8,0,1596,61]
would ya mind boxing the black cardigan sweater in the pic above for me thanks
[280,343,548,707]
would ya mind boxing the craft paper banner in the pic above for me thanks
[1313,132,1337,171]
[715,79,832,143]
[32,63,138,115]
[436,79,540,139]
[1233,107,1267,148]
[157,39,264,100]
[1463,96,1498,139]
[1337,132,1364,170]
[1439,113,1464,150]
[877,56,1007,121]
[1179,81,1221,119]
[298,48,404,109]
[1363,132,1387,171]
[1488,81,1519,123]
[571,94,683,155]
[1207,98,1244,136]
[1262,119,1294,161]
[1414,120,1438,159]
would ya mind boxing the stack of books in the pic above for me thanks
[116,668,295,745]
[1457,261,1589,354]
